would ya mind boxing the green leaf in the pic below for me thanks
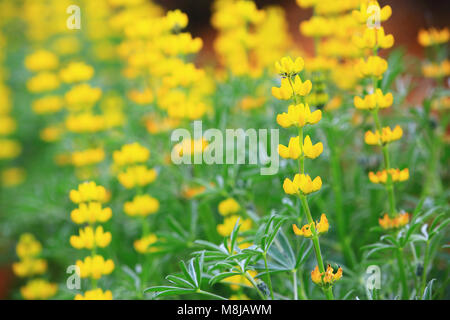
[422,279,436,300]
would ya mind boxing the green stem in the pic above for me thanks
[420,241,430,297]
[292,269,298,300]
[262,252,275,300]
[244,271,266,300]
[396,247,409,299]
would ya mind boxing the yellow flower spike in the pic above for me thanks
[311,264,342,287]
[24,50,59,72]
[20,279,57,300]
[271,78,293,100]
[69,181,108,204]
[76,255,114,279]
[218,198,241,216]
[352,1,392,24]
[117,165,157,189]
[59,62,94,84]
[293,214,328,238]
[418,27,449,47]
[123,194,160,217]
[74,288,113,300]
[365,125,403,145]
[275,56,304,76]
[276,104,322,128]
[292,75,312,96]
[356,56,388,78]
[70,226,112,250]
[16,233,42,259]
[12,258,47,277]
[134,234,159,254]
[354,89,393,110]
[70,202,112,224]
[302,135,323,159]
[165,9,189,30]
[369,168,409,184]
[278,136,301,160]
[113,142,150,166]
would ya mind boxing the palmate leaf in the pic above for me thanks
[209,271,241,285]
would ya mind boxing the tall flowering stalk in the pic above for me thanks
[69,181,114,300]
[272,57,342,300]
[352,1,410,298]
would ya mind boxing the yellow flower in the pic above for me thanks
[0,139,21,159]
[357,26,395,50]
[26,72,60,93]
[218,198,241,216]
[422,60,450,79]
[274,56,304,76]
[278,135,323,160]
[283,174,322,195]
[20,279,57,300]
[172,138,209,157]
[300,16,333,38]
[65,113,106,133]
[32,96,64,114]
[165,9,188,30]
[356,56,388,78]
[272,76,312,100]
[352,1,392,24]
[124,194,159,217]
[16,233,42,259]
[40,125,63,142]
[70,202,112,224]
[311,265,342,287]
[59,62,94,83]
[69,181,108,204]
[217,215,252,237]
[12,258,47,277]
[76,255,114,279]
[75,288,113,300]
[379,212,410,230]
[276,104,322,128]
[128,88,154,105]
[354,89,393,110]
[364,125,403,145]
[0,116,16,135]
[293,213,329,238]
[369,168,409,184]
[418,27,449,47]
[113,142,150,167]
[134,234,159,254]
[70,226,112,250]
[24,50,59,72]
[117,165,157,189]
[71,148,105,167]
[65,84,102,111]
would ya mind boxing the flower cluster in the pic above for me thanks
[12,234,57,300]
[69,182,114,300]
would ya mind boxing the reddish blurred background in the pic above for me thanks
[156,0,450,59]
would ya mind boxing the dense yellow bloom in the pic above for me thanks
[276,104,322,128]
[353,27,394,50]
[134,234,159,254]
[71,202,112,224]
[160,33,203,56]
[422,60,450,79]
[70,226,112,250]
[283,174,322,195]
[172,138,209,157]
[369,168,409,184]
[352,1,392,24]
[71,148,105,167]
[364,125,403,145]
[293,213,329,238]
[75,288,113,300]
[24,50,59,72]
[26,72,60,93]
[379,212,410,230]
[1,167,26,187]
[13,258,47,277]
[76,255,114,279]
[124,194,159,217]
[274,56,304,76]
[217,215,252,237]
[311,265,342,287]
[272,76,312,100]
[32,96,63,114]
[278,135,323,160]
[59,62,94,83]
[66,113,106,133]
[117,165,157,189]
[20,279,57,300]
[165,9,188,30]
[0,139,21,159]
[218,198,240,216]
[16,233,42,259]
[113,142,150,166]
[300,16,333,38]
[70,181,108,204]
[65,84,102,111]
[354,89,393,110]
[418,27,449,47]
[356,56,388,78]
